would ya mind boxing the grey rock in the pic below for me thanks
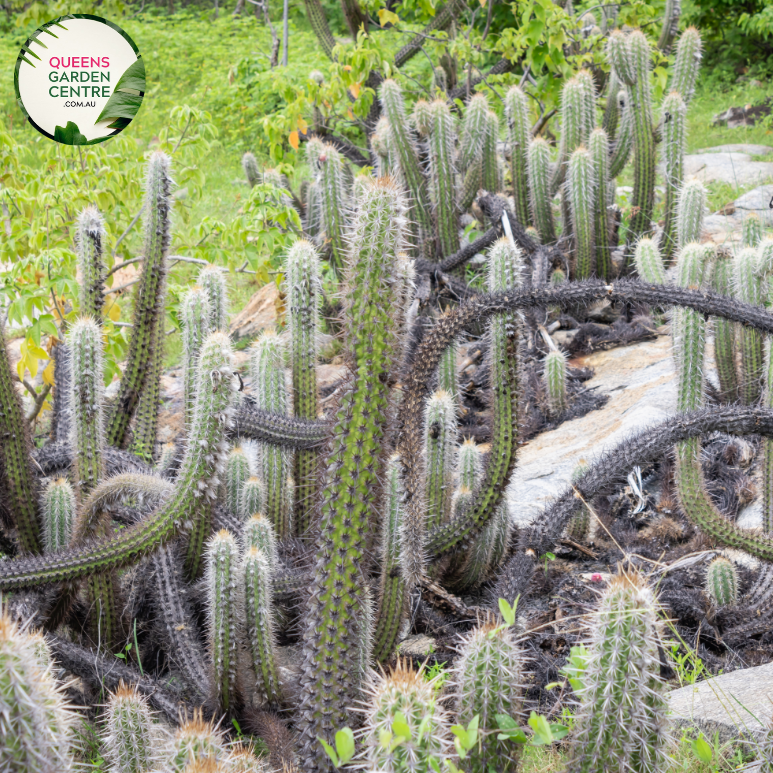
[695,144,773,156]
[703,184,773,241]
[683,152,773,187]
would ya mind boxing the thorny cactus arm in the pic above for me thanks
[677,179,707,249]
[76,206,106,320]
[602,70,620,139]
[758,238,773,532]
[225,447,251,516]
[505,85,532,228]
[242,152,260,188]
[589,128,612,280]
[458,93,489,174]
[0,332,237,590]
[705,556,738,607]
[318,143,349,274]
[181,288,213,432]
[239,477,263,521]
[609,89,633,179]
[482,110,503,193]
[103,682,157,773]
[428,99,461,259]
[660,91,687,263]
[106,151,171,448]
[42,478,76,554]
[670,27,702,105]
[424,390,456,531]
[232,402,328,448]
[545,350,569,414]
[568,146,596,279]
[528,138,556,244]
[634,237,667,285]
[735,246,765,405]
[743,212,763,249]
[199,265,229,332]
[712,250,739,402]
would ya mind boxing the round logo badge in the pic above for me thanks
[14,15,144,145]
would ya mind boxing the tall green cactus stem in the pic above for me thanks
[373,455,408,664]
[551,71,595,195]
[362,661,452,772]
[712,251,739,402]
[286,240,320,535]
[602,70,620,139]
[568,146,596,279]
[566,464,591,542]
[670,27,702,105]
[677,179,707,249]
[432,65,448,94]
[0,609,73,772]
[658,0,681,54]
[198,265,229,332]
[0,332,236,589]
[42,478,76,553]
[528,138,556,244]
[76,205,106,320]
[609,89,633,179]
[86,568,121,650]
[608,31,657,260]
[181,288,213,431]
[242,546,282,705]
[544,349,568,414]
[107,151,171,448]
[239,476,263,520]
[250,332,291,539]
[103,681,156,773]
[379,80,432,247]
[634,237,667,284]
[318,143,349,274]
[567,572,669,773]
[156,442,177,474]
[243,514,278,566]
[226,446,251,515]
[296,178,408,770]
[743,213,763,249]
[736,246,765,405]
[429,100,461,258]
[589,128,612,280]
[411,99,432,136]
[305,181,324,237]
[242,152,260,188]
[130,308,164,464]
[505,85,532,227]
[371,117,394,178]
[759,238,773,533]
[660,91,687,263]
[482,110,503,193]
[458,93,489,173]
[425,390,456,531]
[459,158,483,213]
[69,317,105,496]
[205,529,241,715]
[705,556,738,607]
[303,0,337,59]
[454,622,523,773]
[438,339,458,407]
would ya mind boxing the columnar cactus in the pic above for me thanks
[544,349,569,415]
[250,331,291,539]
[242,546,282,705]
[705,556,738,607]
[0,608,72,772]
[743,213,763,249]
[438,339,458,407]
[677,179,707,249]
[296,178,409,769]
[458,92,489,173]
[566,463,591,541]
[609,89,633,179]
[242,152,260,188]
[238,477,264,521]
[103,681,156,773]
[660,91,687,263]
[285,240,320,535]
[318,142,349,274]
[602,70,620,138]
[528,138,556,244]
[634,237,666,284]
[181,288,213,431]
[371,117,394,178]
[304,180,324,237]
[454,622,524,773]
[362,660,452,773]
[226,446,251,516]
[505,85,532,227]
[373,455,408,664]
[76,205,106,320]
[69,317,105,496]
[428,99,460,258]
[567,571,669,773]
[759,238,773,532]
[568,146,596,279]
[424,390,456,531]
[589,128,612,280]
[482,110,503,193]
[670,27,702,105]
[411,99,432,136]
[42,478,76,553]
[107,151,171,448]
[243,514,278,565]
[459,158,483,213]
[712,251,739,403]
[432,65,448,94]
[198,265,229,332]
[735,246,764,405]
[165,711,228,771]
[205,529,241,715]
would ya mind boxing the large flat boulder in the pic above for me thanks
[703,184,773,242]
[684,152,773,187]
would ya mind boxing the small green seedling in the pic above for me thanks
[450,716,479,760]
[319,727,355,768]
[689,734,713,765]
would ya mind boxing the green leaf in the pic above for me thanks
[495,714,528,744]
[498,595,518,626]
[335,728,355,765]
[96,58,145,125]
[392,713,412,741]
[528,713,554,746]
[318,737,339,768]
[691,736,712,764]
[53,121,89,145]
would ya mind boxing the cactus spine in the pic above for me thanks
[428,99,460,258]
[286,240,320,535]
[239,477,263,520]
[677,179,707,249]
[107,151,171,448]
[243,514,278,565]
[199,265,229,332]
[226,446,251,515]
[0,608,72,772]
[736,247,764,405]
[589,128,612,280]
[362,660,451,773]
[505,85,532,227]
[296,178,408,769]
[458,93,489,173]
[482,110,503,193]
[670,27,702,106]
[42,478,76,553]
[454,623,524,773]
[567,572,669,773]
[568,146,596,279]
[552,72,595,196]
[76,205,106,320]
[425,390,456,530]
[528,138,556,244]
[242,152,260,188]
[634,237,666,284]
[103,681,156,773]
[705,556,738,607]
[250,331,291,539]
[181,288,213,431]
[379,80,432,248]
[545,349,569,414]
[318,143,349,274]
[660,91,687,263]
[242,546,282,705]
[712,251,739,402]
[609,89,633,179]
[0,332,237,589]
[205,529,241,714]
[373,455,408,663]
[438,339,458,407]
[743,213,763,249]
[411,99,432,136]
[165,711,227,771]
